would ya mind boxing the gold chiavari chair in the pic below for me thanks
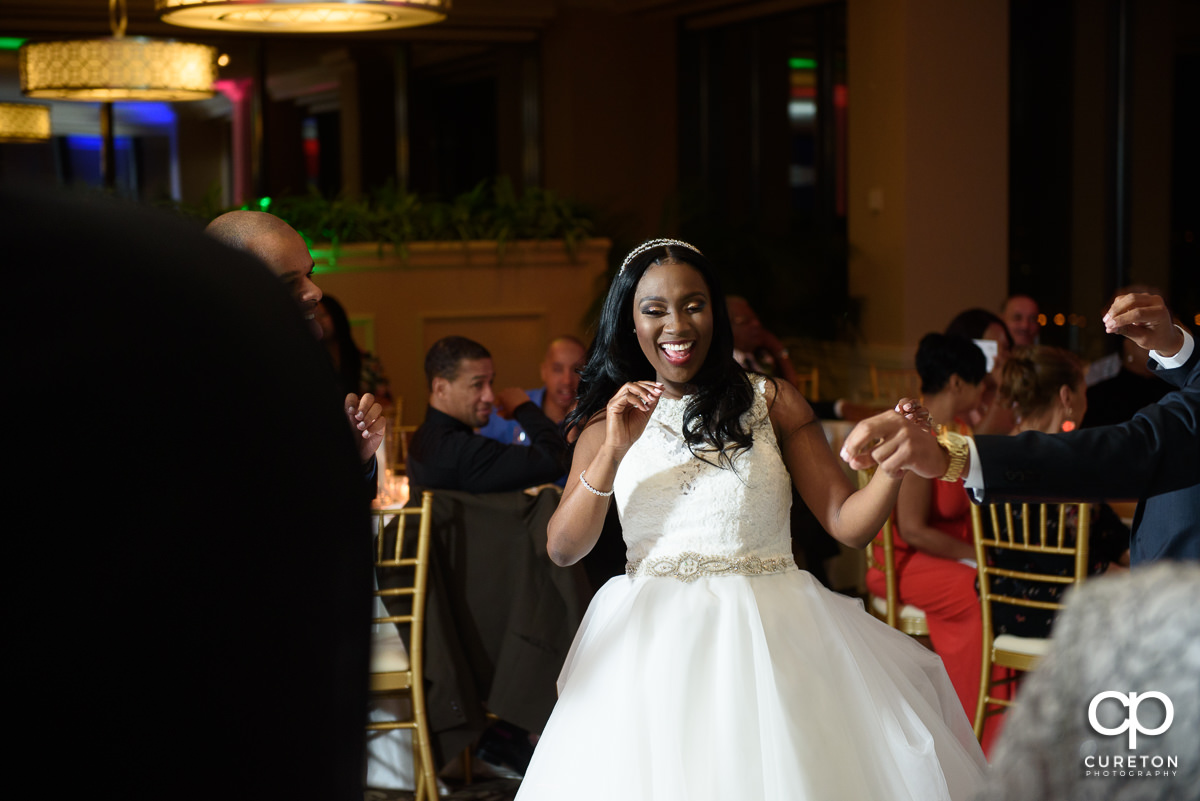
[385,397,419,476]
[367,491,438,801]
[394,425,419,474]
[793,365,820,402]
[970,501,1091,740]
[857,470,930,637]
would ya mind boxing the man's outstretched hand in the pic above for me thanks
[1104,293,1184,357]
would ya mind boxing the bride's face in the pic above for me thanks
[632,259,713,397]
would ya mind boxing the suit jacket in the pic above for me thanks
[408,402,568,492]
[974,340,1199,564]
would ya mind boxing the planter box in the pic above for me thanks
[313,238,612,425]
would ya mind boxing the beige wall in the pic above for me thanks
[848,0,1010,351]
[313,239,611,426]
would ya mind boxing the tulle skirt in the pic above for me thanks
[514,567,987,801]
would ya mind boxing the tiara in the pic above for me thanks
[619,238,702,274]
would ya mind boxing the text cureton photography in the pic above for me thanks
[1083,691,1181,779]
[1084,754,1179,778]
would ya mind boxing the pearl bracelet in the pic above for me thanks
[579,470,614,497]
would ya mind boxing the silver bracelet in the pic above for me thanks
[579,470,614,497]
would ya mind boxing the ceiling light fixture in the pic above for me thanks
[20,0,217,102]
[156,0,450,33]
[0,102,51,142]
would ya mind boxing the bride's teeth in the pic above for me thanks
[662,342,693,352]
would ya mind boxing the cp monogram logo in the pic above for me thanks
[1088,691,1174,749]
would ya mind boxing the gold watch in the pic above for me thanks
[935,425,970,483]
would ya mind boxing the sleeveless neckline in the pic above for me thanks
[614,375,792,565]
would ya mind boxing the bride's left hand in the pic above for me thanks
[894,398,932,432]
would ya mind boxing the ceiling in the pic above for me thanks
[0,0,810,136]
[0,0,779,41]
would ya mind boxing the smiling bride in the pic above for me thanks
[513,239,987,801]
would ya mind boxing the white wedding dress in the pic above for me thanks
[515,378,987,800]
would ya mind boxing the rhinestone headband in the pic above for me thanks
[619,238,702,274]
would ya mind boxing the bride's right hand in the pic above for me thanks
[605,381,664,453]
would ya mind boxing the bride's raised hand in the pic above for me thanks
[605,381,664,453]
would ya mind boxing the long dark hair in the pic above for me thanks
[565,241,755,469]
[319,295,362,395]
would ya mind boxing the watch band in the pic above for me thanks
[936,425,970,483]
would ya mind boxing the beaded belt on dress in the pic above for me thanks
[625,552,796,583]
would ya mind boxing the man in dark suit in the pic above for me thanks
[841,293,1198,564]
[403,335,577,774]
[407,335,568,492]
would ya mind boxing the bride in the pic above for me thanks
[515,239,987,800]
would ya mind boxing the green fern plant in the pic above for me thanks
[244,178,594,261]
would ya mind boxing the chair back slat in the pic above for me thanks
[978,543,1078,556]
[376,558,420,568]
[376,587,416,598]
[984,566,1079,585]
[988,593,1071,611]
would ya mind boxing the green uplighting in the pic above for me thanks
[0,37,28,51]
[789,57,817,70]
[258,196,272,211]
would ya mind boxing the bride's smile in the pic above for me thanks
[632,259,714,398]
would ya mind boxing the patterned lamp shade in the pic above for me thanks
[20,38,217,102]
[157,0,450,32]
[0,103,52,142]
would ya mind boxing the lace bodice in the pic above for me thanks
[614,376,794,564]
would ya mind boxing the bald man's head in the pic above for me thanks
[206,211,322,333]
[540,336,587,420]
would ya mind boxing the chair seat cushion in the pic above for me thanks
[370,637,410,673]
[993,633,1051,658]
[870,595,928,621]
